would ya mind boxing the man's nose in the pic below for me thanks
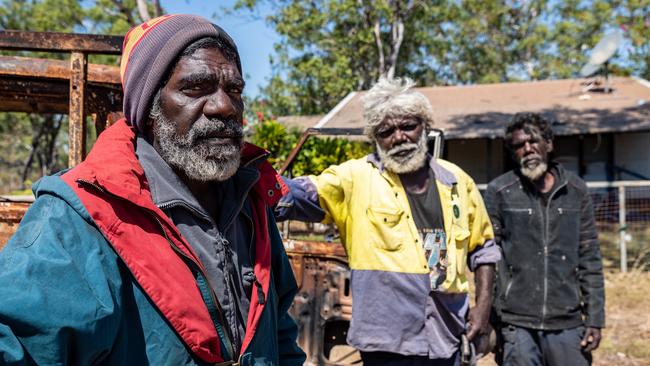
[203,89,238,120]
[393,128,408,144]
[523,141,533,152]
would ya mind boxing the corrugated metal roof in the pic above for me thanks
[317,77,650,140]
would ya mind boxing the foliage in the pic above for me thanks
[0,0,161,194]
[615,0,650,80]
[230,0,650,116]
[248,118,372,176]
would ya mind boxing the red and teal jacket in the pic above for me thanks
[0,120,305,365]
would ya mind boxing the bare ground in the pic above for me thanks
[478,271,650,366]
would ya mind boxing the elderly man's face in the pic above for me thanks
[510,125,553,181]
[374,116,428,174]
[151,47,245,182]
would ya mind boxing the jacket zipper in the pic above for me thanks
[539,180,567,329]
[235,172,266,308]
[242,203,265,307]
[248,211,265,306]
[76,179,236,361]
[158,201,241,359]
[157,165,264,356]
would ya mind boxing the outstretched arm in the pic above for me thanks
[274,177,326,222]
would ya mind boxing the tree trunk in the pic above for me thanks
[386,19,404,79]
[136,0,152,22]
[21,116,45,190]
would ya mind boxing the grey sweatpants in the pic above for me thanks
[500,324,592,366]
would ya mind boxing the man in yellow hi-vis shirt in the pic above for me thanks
[276,77,501,366]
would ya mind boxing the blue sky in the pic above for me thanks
[164,1,278,98]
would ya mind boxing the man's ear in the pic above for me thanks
[546,139,554,154]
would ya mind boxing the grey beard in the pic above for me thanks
[376,132,428,174]
[520,158,547,181]
[152,109,243,182]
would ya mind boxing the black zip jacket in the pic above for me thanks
[485,163,605,330]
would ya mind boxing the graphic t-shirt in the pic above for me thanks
[403,170,448,290]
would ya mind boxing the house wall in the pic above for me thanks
[444,133,626,184]
[554,134,612,181]
[614,132,650,180]
[444,139,504,184]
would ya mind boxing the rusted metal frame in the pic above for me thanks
[0,202,31,251]
[68,52,87,167]
[0,30,122,54]
[288,254,354,364]
[278,129,315,176]
[278,127,366,176]
[0,55,120,84]
[0,77,122,115]
[306,127,365,136]
[0,77,70,113]
[284,239,347,257]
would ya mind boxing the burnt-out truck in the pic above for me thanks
[0,30,358,365]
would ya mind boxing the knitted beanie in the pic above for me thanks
[120,14,242,133]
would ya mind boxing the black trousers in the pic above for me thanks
[499,324,592,366]
[360,351,460,366]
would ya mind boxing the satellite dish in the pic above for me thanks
[580,29,624,77]
[588,28,624,66]
[580,63,600,78]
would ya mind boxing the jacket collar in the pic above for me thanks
[135,135,260,229]
[71,119,280,209]
[366,152,457,186]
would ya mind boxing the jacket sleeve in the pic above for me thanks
[274,176,326,222]
[275,163,351,226]
[484,182,503,248]
[465,176,496,254]
[578,186,606,328]
[267,209,306,365]
[0,195,120,365]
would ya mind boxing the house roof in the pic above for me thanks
[276,115,324,131]
[315,76,650,140]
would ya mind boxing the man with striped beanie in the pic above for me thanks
[0,14,305,365]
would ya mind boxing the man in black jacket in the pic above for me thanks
[486,113,605,366]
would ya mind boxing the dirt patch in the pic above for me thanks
[477,271,650,366]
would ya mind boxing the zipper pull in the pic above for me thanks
[253,275,265,305]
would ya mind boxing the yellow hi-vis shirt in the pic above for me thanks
[309,157,494,293]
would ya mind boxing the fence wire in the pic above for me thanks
[589,183,650,271]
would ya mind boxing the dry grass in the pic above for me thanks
[477,271,650,366]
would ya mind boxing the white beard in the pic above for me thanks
[152,108,242,182]
[520,157,547,181]
[376,132,428,174]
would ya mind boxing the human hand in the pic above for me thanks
[466,305,491,342]
[580,327,601,352]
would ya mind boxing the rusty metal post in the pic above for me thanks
[68,52,87,167]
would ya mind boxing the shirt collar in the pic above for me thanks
[135,135,208,216]
[366,152,457,187]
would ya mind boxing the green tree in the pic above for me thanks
[231,0,649,117]
[616,0,650,79]
[0,0,166,193]
[232,0,450,115]
[248,119,372,176]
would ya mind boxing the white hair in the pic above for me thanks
[361,77,435,139]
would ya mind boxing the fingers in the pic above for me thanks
[584,333,601,352]
[581,328,602,352]
[466,327,478,341]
